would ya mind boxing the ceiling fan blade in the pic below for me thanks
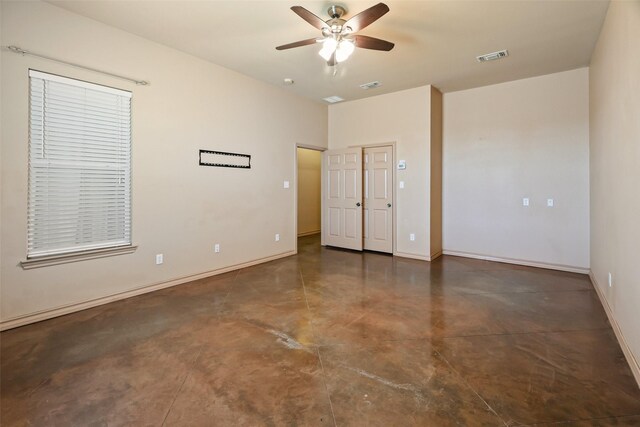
[327,52,337,66]
[353,35,395,51]
[276,38,319,50]
[291,6,329,30]
[344,3,390,33]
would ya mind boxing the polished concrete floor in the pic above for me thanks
[2,235,640,426]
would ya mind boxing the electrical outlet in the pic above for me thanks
[547,198,554,207]
[214,244,220,253]
[522,198,530,207]
[608,272,613,288]
[283,181,290,189]
[275,234,280,242]
[155,254,163,265]
[409,233,415,241]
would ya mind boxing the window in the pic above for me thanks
[27,70,132,258]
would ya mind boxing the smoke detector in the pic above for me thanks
[476,50,509,62]
[323,95,344,103]
[359,81,382,90]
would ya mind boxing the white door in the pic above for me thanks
[364,146,393,253]
[323,148,363,251]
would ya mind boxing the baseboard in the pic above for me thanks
[442,249,589,274]
[394,251,432,262]
[589,272,640,387]
[0,250,296,331]
[297,230,321,237]
[430,250,443,261]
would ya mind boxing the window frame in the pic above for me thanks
[23,70,135,266]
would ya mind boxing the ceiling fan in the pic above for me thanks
[276,3,395,66]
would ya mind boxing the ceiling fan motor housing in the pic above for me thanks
[327,5,346,19]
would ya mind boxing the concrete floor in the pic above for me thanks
[2,235,640,426]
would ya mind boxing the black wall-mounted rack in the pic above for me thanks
[199,150,251,169]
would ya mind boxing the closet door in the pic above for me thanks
[363,146,393,253]
[322,148,363,251]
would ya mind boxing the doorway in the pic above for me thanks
[321,145,394,254]
[296,147,323,240]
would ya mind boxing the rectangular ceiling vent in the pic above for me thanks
[476,50,509,63]
[359,81,382,90]
[323,95,344,103]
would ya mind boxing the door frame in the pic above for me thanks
[293,143,326,254]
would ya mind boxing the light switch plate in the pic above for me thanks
[275,234,280,242]
[283,181,290,189]
[399,181,405,189]
[409,233,415,241]
[522,198,530,207]
[155,254,163,265]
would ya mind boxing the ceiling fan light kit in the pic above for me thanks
[276,3,394,67]
[320,38,355,63]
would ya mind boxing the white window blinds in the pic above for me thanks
[28,70,132,258]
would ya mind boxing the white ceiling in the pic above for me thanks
[48,0,609,103]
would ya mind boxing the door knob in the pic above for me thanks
[356,202,361,207]
[387,203,392,208]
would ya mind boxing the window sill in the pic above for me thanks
[20,245,138,270]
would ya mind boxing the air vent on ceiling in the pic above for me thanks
[360,81,382,90]
[476,50,509,62]
[323,95,344,104]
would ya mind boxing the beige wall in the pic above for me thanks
[328,86,436,259]
[590,1,640,375]
[0,1,327,325]
[443,68,590,270]
[297,148,321,236]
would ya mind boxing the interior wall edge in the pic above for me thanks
[590,272,640,388]
[442,249,590,274]
[0,250,295,331]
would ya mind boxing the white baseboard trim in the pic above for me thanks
[441,250,590,274]
[589,272,640,387]
[297,230,321,237]
[0,250,296,331]
[394,251,432,262]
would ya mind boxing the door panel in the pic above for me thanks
[328,170,340,198]
[373,209,388,240]
[323,148,363,250]
[373,168,388,199]
[328,207,341,236]
[344,169,357,199]
[363,146,393,253]
[344,208,358,238]
[363,208,370,239]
